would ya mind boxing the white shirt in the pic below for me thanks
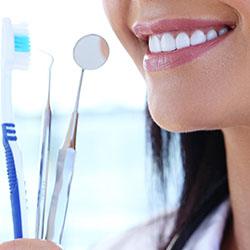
[90,199,230,250]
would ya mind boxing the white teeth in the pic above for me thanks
[206,29,218,41]
[176,32,190,49]
[148,26,231,53]
[149,35,161,53]
[218,27,229,36]
[161,32,176,52]
[190,30,206,46]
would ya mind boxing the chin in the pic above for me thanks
[147,96,224,133]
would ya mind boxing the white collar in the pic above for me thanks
[90,199,231,250]
[183,199,230,250]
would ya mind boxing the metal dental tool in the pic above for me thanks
[46,34,110,244]
[36,51,54,239]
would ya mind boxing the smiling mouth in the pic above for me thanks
[132,18,237,72]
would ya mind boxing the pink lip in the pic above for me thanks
[132,18,236,40]
[131,18,236,72]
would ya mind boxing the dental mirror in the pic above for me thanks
[73,33,109,70]
[46,34,109,244]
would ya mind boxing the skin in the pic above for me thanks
[102,0,250,250]
[0,239,61,250]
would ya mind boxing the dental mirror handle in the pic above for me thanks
[45,146,76,244]
[46,67,82,244]
[46,108,79,243]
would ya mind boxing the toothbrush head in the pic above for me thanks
[1,18,31,70]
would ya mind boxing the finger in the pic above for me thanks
[0,239,62,250]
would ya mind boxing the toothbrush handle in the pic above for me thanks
[2,123,28,239]
[46,148,76,244]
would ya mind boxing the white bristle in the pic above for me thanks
[13,23,28,31]
[14,29,29,35]
[13,54,31,70]
[13,24,29,37]
[13,55,31,69]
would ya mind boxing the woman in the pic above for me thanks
[94,1,249,249]
[1,0,250,249]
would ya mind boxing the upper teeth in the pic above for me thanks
[149,26,230,53]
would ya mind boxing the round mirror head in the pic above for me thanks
[73,34,109,70]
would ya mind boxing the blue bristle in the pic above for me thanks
[14,35,30,52]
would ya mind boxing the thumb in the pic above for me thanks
[0,239,62,250]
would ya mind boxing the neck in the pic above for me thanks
[222,126,250,250]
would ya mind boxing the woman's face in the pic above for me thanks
[103,0,250,132]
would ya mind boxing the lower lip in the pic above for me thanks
[143,30,234,72]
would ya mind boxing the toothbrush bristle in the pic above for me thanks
[13,24,31,69]
[14,35,31,53]
[2,123,17,141]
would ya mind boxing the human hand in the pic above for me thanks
[0,239,62,250]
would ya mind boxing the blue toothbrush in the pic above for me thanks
[1,17,31,239]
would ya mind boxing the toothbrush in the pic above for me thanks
[1,17,31,239]
[36,52,54,239]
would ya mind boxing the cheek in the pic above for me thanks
[102,0,129,33]
[146,25,250,132]
[102,0,145,74]
[102,0,121,28]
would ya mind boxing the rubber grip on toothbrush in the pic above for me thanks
[2,123,23,239]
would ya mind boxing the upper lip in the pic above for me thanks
[132,18,237,41]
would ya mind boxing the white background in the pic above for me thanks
[0,0,146,116]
